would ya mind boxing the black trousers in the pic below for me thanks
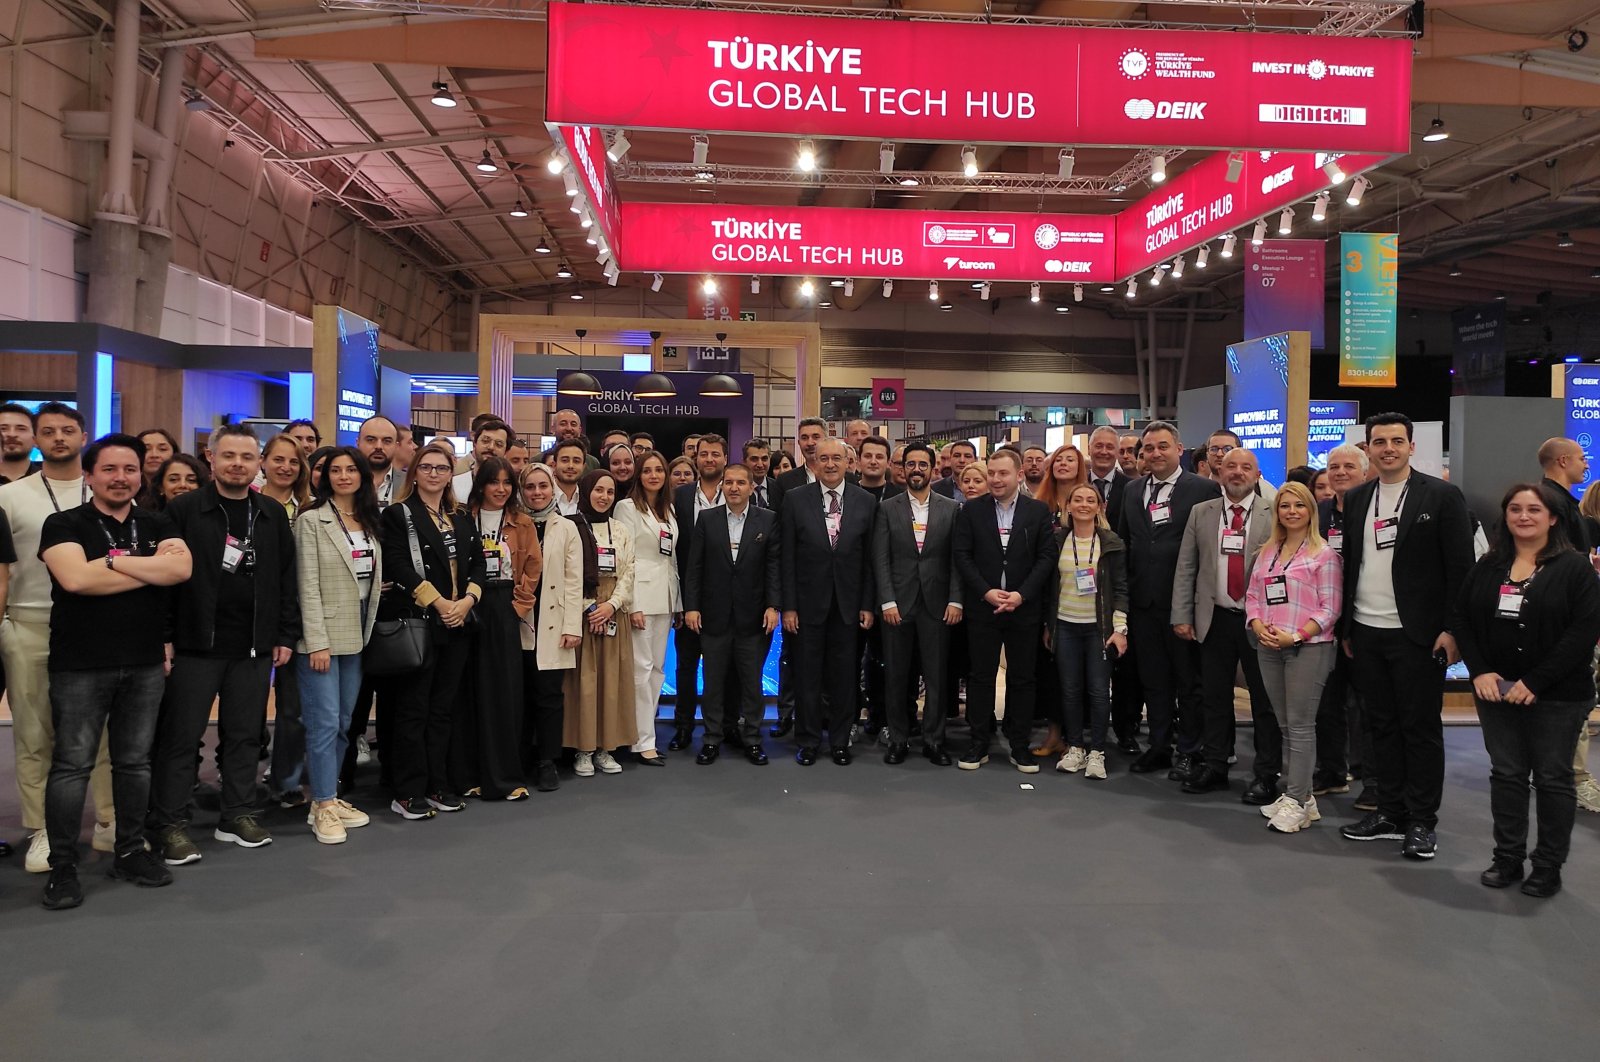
[1199,606,1281,776]
[1130,606,1203,755]
[880,606,951,746]
[147,653,272,827]
[1348,623,1446,829]
[701,628,771,746]
[452,584,525,797]
[1477,698,1590,868]
[965,614,1041,753]
[521,651,566,765]
[1035,640,1064,731]
[776,635,796,724]
[1314,650,1352,780]
[795,610,859,752]
[390,629,471,799]
[1111,641,1144,742]
[342,674,398,789]
[673,625,740,735]
[860,624,886,731]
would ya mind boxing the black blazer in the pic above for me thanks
[952,492,1059,623]
[931,477,960,500]
[780,480,876,623]
[672,480,722,582]
[1337,470,1474,646]
[752,476,783,512]
[1117,471,1221,610]
[380,494,487,618]
[1453,548,1600,703]
[1542,477,1598,553]
[774,466,811,499]
[871,489,962,619]
[1088,469,1130,526]
[683,505,780,636]
[165,483,300,654]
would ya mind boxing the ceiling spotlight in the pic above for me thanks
[509,200,529,218]
[1150,154,1167,184]
[1058,148,1075,180]
[651,273,664,293]
[799,278,815,299]
[702,276,718,296]
[692,135,709,167]
[1073,283,1084,302]
[633,373,676,399]
[928,280,939,301]
[1100,285,1116,293]
[1423,116,1450,142]
[476,148,498,174]
[579,210,593,230]
[604,264,620,286]
[1494,291,1507,301]
[556,259,573,278]
[1054,304,1071,314]
[797,139,817,172]
[879,143,895,175]
[979,281,992,300]
[569,291,584,300]
[1321,158,1345,184]
[535,235,550,254]
[899,176,920,187]
[183,92,211,112]
[961,145,978,178]
[1170,255,1184,279]
[1346,175,1370,207]
[1195,245,1210,269]
[1590,266,1600,280]
[882,279,893,298]
[1571,28,1590,52]
[584,230,598,246]
[606,129,631,163]
[751,276,761,294]
[1125,278,1138,299]
[1225,151,1245,183]
[1030,282,1041,304]
[430,81,457,108]
[547,152,566,176]
[1312,193,1329,222]
[1278,207,1294,235]
[562,172,579,197]
[818,298,832,308]
[1252,219,1267,246]
[1150,267,1163,287]
[700,373,744,398]
[1448,262,1462,276]
[939,301,954,311]
[1558,231,1575,248]
[1220,234,1237,259]
[843,278,854,297]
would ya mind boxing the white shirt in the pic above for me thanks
[0,473,86,617]
[1353,477,1406,628]
[555,484,580,517]
[1090,472,1117,501]
[1144,467,1181,509]
[994,490,1020,589]
[726,503,749,555]
[1215,493,1256,609]
[451,469,475,501]
[373,468,397,509]
[693,481,724,524]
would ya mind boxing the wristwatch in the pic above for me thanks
[105,554,115,570]
[1292,631,1305,647]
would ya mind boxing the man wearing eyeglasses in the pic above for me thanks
[1204,430,1241,479]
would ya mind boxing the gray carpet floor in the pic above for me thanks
[0,723,1594,1062]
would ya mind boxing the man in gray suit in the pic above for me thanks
[1171,447,1282,801]
[872,443,963,766]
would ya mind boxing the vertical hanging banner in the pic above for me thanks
[872,378,906,417]
[1451,303,1507,396]
[1338,232,1398,388]
[1245,239,1325,349]
[553,124,623,263]
[688,284,740,372]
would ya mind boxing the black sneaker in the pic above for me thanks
[535,761,561,792]
[1339,811,1405,842]
[1311,773,1351,796]
[427,792,466,813]
[1401,823,1438,860]
[42,864,83,910]
[957,745,990,771]
[1480,859,1524,889]
[107,848,174,888]
[1521,866,1562,898]
[391,797,436,820]
[1009,748,1040,774]
[1352,785,1379,811]
[214,815,273,849]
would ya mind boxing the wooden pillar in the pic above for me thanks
[476,316,514,422]
[311,305,340,444]
[795,321,822,420]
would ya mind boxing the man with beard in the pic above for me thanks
[284,419,321,459]
[1021,445,1049,497]
[854,436,901,501]
[0,403,41,483]
[932,440,978,499]
[669,434,734,750]
[0,403,118,873]
[775,418,828,493]
[452,419,511,498]
[357,416,400,508]
[1118,434,1141,478]
[742,439,780,510]
[346,414,401,787]
[551,439,588,516]
[551,408,599,472]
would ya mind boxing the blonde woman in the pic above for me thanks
[259,433,308,518]
[957,462,988,502]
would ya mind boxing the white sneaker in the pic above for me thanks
[595,750,623,774]
[91,819,115,853]
[1085,750,1107,780]
[1056,747,1087,773]
[1260,793,1296,819]
[310,804,347,845]
[355,736,372,766]
[25,829,49,873]
[1304,795,1322,822]
[1577,778,1600,814]
[309,800,370,829]
[1268,798,1311,834]
[573,751,595,777]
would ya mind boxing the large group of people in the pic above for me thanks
[0,399,1596,911]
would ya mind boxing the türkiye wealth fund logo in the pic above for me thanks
[1118,48,1216,80]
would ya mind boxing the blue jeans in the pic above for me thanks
[296,652,365,803]
[1055,621,1113,752]
[45,664,165,867]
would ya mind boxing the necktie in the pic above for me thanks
[827,490,841,547]
[755,484,766,508]
[1096,478,1109,502]
[1227,503,1246,601]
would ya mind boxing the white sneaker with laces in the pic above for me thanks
[1268,799,1311,834]
[334,799,370,827]
[1085,750,1108,780]
[1304,795,1322,822]
[310,804,347,845]
[595,750,623,774]
[1260,793,1296,819]
[25,829,50,873]
[91,819,116,853]
[573,751,595,777]
[1057,747,1087,773]
[355,736,372,766]
[1577,778,1600,814]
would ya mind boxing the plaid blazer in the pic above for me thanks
[294,503,382,655]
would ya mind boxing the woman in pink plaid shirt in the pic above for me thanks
[1245,481,1344,835]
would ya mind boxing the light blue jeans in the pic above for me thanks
[296,652,365,802]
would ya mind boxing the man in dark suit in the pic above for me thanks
[1337,412,1474,861]
[1086,425,1139,753]
[872,442,962,766]
[668,433,732,751]
[684,463,781,766]
[1119,420,1220,774]
[780,438,876,765]
[931,440,979,499]
[952,447,1059,772]
[742,439,783,512]
[774,417,829,497]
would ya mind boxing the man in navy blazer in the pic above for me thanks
[1118,420,1220,775]
[780,439,876,765]
[952,448,1059,772]
[684,464,781,766]
[669,434,733,751]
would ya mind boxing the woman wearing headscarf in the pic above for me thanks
[562,469,637,777]
[520,463,583,791]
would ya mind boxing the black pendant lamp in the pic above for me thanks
[557,328,602,397]
[633,372,676,398]
[697,333,742,396]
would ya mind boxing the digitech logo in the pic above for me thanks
[1124,99,1208,120]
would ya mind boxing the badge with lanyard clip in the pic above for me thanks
[1265,574,1289,605]
[1497,581,1527,620]
[1220,530,1246,556]
[482,535,505,578]
[658,527,674,557]
[597,545,617,573]
[1327,528,1344,553]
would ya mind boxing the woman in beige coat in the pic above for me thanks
[562,470,637,777]
[520,463,582,792]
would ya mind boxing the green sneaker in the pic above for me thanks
[157,824,202,866]
[214,815,273,849]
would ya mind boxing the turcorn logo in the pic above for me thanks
[943,257,996,270]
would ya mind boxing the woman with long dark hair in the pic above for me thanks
[457,456,541,800]
[306,446,336,493]
[293,447,384,843]
[136,427,180,504]
[150,454,207,510]
[520,463,583,791]
[562,470,637,777]
[616,450,679,764]
[381,441,486,819]
[1455,482,1600,898]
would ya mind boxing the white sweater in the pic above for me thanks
[0,473,86,621]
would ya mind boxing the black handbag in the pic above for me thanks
[362,505,435,676]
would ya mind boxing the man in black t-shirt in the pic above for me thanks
[38,433,191,910]
[147,424,298,864]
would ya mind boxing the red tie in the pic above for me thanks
[1227,504,1246,601]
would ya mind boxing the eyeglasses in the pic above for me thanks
[415,463,453,475]
[1207,444,1235,454]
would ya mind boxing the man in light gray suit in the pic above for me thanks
[1171,447,1282,801]
[872,443,963,766]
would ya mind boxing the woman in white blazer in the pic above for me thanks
[616,450,681,764]
[293,447,384,844]
[520,463,583,792]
